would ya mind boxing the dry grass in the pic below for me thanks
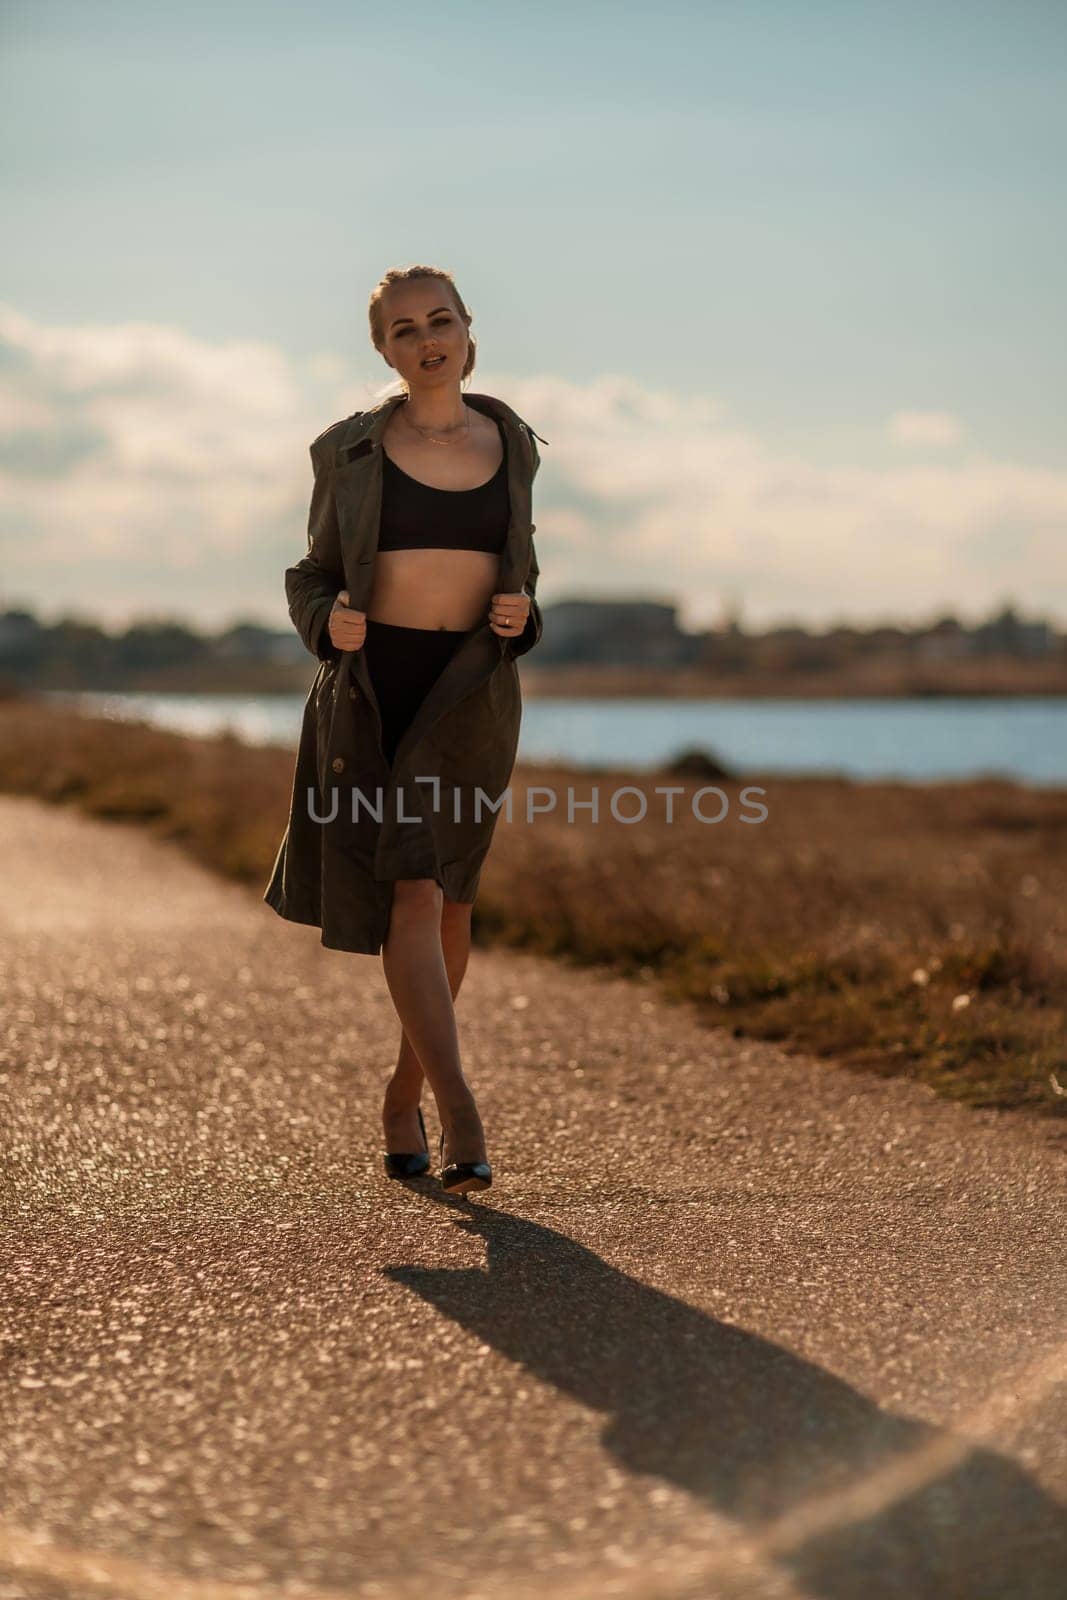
[2,694,1064,1121]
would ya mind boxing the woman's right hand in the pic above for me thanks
[328,590,367,652]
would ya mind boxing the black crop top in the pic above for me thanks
[378,422,510,555]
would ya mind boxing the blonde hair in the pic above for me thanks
[368,266,477,389]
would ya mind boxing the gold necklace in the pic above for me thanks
[400,394,471,447]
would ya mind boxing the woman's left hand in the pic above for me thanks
[489,591,530,639]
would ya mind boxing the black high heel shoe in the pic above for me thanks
[383,1104,431,1180]
[438,1126,492,1195]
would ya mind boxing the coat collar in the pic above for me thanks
[332,391,547,465]
[336,390,535,456]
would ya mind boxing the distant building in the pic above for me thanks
[533,599,699,666]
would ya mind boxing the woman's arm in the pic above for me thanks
[285,437,344,661]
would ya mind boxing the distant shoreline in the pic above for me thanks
[12,652,1067,699]
[518,660,1067,699]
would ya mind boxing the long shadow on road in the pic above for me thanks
[386,1202,1066,1600]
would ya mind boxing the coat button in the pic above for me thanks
[331,756,345,773]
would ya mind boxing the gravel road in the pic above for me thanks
[1,793,1064,1600]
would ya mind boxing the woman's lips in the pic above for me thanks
[421,354,446,368]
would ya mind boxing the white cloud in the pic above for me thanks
[506,376,1064,630]
[887,409,966,447]
[0,303,382,620]
[1,306,1064,631]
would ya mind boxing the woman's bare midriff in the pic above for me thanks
[366,548,501,631]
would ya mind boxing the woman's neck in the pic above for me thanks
[400,392,470,434]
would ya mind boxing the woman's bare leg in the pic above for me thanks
[380,880,485,1165]
[382,897,472,1150]
[440,895,474,992]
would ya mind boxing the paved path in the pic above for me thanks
[1,793,1064,1600]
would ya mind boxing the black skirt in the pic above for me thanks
[362,618,469,767]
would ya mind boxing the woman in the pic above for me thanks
[263,265,546,1198]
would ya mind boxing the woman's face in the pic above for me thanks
[380,281,468,390]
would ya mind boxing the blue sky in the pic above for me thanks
[2,0,1065,633]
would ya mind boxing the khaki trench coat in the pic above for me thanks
[262,390,546,955]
